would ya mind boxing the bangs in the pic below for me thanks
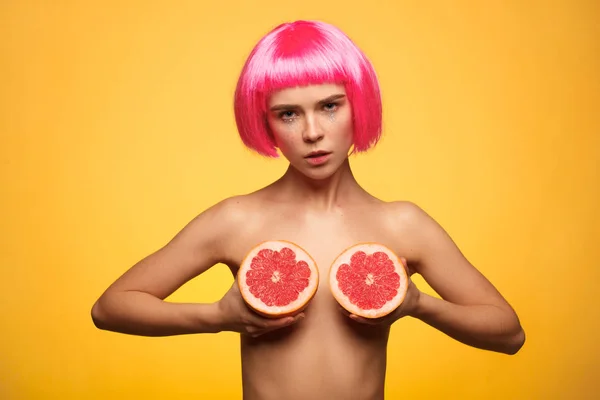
[244,22,363,94]
[259,45,350,93]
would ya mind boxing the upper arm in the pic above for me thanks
[393,202,515,311]
[99,196,245,300]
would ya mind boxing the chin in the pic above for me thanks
[303,170,333,181]
[296,163,339,181]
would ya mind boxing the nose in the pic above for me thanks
[302,114,324,143]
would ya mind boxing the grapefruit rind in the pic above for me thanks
[329,242,408,319]
[238,240,319,318]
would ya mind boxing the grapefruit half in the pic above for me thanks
[238,240,319,318]
[329,243,408,319]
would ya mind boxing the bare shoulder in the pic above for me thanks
[383,200,429,224]
[198,194,255,227]
[172,196,240,247]
[195,191,269,249]
[182,194,259,253]
[381,200,460,269]
[380,200,438,239]
[193,191,266,226]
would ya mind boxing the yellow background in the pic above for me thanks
[1,1,598,399]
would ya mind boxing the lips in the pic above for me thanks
[304,151,332,166]
[305,150,331,158]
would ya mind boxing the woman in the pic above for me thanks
[92,20,525,400]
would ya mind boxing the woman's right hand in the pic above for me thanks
[217,280,305,337]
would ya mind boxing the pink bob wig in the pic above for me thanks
[234,20,382,157]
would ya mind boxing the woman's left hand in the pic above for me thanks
[345,257,422,326]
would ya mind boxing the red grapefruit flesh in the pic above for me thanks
[238,240,319,318]
[329,243,408,319]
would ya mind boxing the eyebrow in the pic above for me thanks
[269,93,346,112]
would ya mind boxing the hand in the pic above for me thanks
[217,280,305,337]
[345,257,422,326]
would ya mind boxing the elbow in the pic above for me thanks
[493,306,525,355]
[91,299,110,330]
[502,326,526,355]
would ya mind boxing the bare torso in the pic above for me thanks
[221,185,410,400]
[90,165,524,398]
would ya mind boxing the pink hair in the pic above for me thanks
[234,20,382,157]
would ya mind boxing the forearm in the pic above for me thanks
[411,293,525,355]
[91,290,222,336]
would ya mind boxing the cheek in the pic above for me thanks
[269,120,299,149]
[330,109,353,140]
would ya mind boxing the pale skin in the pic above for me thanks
[91,83,525,400]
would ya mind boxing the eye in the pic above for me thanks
[323,102,338,111]
[279,110,297,123]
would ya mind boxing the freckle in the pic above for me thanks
[285,122,300,134]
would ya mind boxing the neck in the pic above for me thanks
[273,158,366,211]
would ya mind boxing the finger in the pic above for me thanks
[292,312,305,323]
[258,313,304,329]
[399,257,415,277]
[349,314,380,325]
[398,256,407,270]
[338,305,351,317]
[281,312,305,326]
[246,321,289,337]
[253,313,305,336]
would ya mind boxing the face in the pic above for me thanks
[266,83,353,179]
